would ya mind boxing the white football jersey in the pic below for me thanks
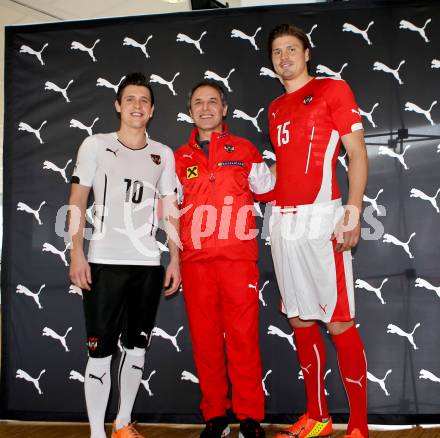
[72,132,176,265]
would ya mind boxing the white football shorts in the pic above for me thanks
[269,199,355,323]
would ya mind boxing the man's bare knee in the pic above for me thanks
[289,316,316,330]
[326,320,354,336]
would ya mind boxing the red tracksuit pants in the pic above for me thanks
[181,260,265,421]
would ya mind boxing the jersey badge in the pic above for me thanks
[87,337,99,351]
[150,154,161,165]
[192,143,201,149]
[303,95,313,105]
[186,165,198,179]
[224,144,235,153]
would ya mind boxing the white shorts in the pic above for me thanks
[269,199,355,323]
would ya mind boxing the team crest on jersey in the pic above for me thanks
[150,154,161,165]
[224,144,235,152]
[303,95,313,105]
[87,337,99,351]
[186,165,198,179]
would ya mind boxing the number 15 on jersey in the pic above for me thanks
[276,121,290,147]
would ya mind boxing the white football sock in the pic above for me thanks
[115,347,146,430]
[84,355,112,438]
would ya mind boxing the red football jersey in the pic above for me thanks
[268,77,363,207]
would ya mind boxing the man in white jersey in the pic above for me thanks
[69,72,180,438]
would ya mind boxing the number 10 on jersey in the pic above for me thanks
[276,121,290,147]
[124,178,144,204]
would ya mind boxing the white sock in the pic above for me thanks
[84,355,112,438]
[115,347,146,430]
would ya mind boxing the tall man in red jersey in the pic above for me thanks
[175,81,275,438]
[267,25,369,438]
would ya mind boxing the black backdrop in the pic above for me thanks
[2,0,440,424]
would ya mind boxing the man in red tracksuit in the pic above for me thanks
[174,81,275,438]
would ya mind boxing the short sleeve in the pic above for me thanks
[327,80,363,137]
[71,136,98,187]
[158,147,177,196]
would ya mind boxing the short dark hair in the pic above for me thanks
[116,72,154,106]
[268,24,311,72]
[187,80,227,111]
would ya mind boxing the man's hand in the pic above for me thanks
[331,206,361,253]
[163,258,181,296]
[69,251,92,291]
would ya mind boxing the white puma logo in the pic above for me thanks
[96,76,126,93]
[262,369,272,396]
[230,27,261,51]
[123,35,153,59]
[17,201,46,225]
[378,145,411,170]
[44,80,74,102]
[399,18,431,42]
[16,369,46,395]
[259,67,281,82]
[42,326,72,352]
[316,63,348,79]
[42,242,70,266]
[358,103,379,128]
[410,188,440,213]
[16,284,45,309]
[18,120,47,144]
[373,61,405,84]
[254,202,263,218]
[338,151,348,172]
[69,117,99,136]
[69,370,85,383]
[363,188,384,215]
[355,278,388,304]
[386,322,420,350]
[177,112,193,124]
[346,374,365,388]
[342,21,374,45]
[419,369,440,383]
[267,325,296,351]
[415,278,440,299]
[19,43,48,65]
[264,236,271,246]
[157,240,169,253]
[432,59,440,69]
[69,284,83,298]
[182,152,195,160]
[262,150,276,161]
[70,39,100,62]
[140,370,157,396]
[367,370,392,396]
[176,31,207,54]
[149,72,180,96]
[300,364,311,375]
[404,101,437,126]
[204,68,235,92]
[151,326,184,352]
[181,370,199,384]
[248,280,270,307]
[232,108,264,132]
[43,159,72,183]
[306,24,318,48]
[382,232,416,259]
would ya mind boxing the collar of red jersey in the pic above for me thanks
[189,123,229,148]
